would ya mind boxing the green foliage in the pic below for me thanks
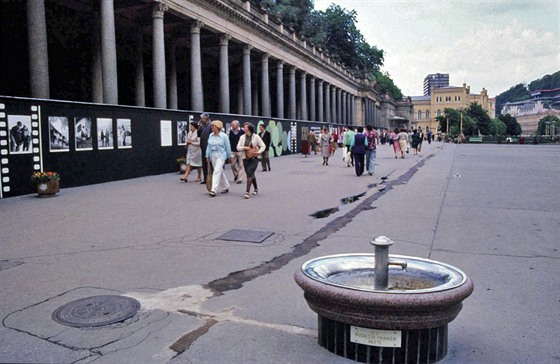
[537,115,560,135]
[261,1,392,94]
[374,71,403,101]
[436,108,476,136]
[466,102,492,135]
[497,114,522,136]
[528,71,560,92]
[489,118,506,136]
[496,71,560,115]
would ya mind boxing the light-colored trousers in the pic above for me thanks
[366,149,376,173]
[210,153,230,193]
[230,151,245,182]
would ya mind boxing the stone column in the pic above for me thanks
[134,32,145,107]
[317,80,324,122]
[219,34,231,114]
[289,66,296,119]
[348,95,356,125]
[91,14,103,103]
[331,85,336,123]
[237,82,244,114]
[190,20,204,112]
[261,53,271,117]
[309,76,316,121]
[325,83,331,123]
[167,41,178,109]
[337,88,342,123]
[242,44,252,115]
[27,0,50,98]
[101,0,119,104]
[276,61,284,119]
[152,3,167,108]
[342,91,346,125]
[252,76,259,116]
[300,72,307,120]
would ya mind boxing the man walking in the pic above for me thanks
[259,124,271,171]
[198,113,212,184]
[228,120,245,184]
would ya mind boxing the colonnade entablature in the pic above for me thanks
[3,0,397,127]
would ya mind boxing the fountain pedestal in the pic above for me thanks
[295,252,474,364]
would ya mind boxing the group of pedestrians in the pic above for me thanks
[388,127,430,158]
[180,113,271,199]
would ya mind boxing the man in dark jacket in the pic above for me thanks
[259,124,271,171]
[198,113,212,184]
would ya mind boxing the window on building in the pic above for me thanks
[417,110,422,119]
[436,109,441,117]
[426,110,430,119]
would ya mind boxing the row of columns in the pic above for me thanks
[26,1,374,125]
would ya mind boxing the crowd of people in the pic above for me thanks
[181,113,271,199]
[180,112,436,197]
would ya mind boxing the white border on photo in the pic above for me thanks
[97,118,114,150]
[7,115,33,155]
[48,116,70,153]
[117,119,132,149]
[75,117,93,151]
[161,120,172,147]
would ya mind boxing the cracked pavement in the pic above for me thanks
[1,143,559,363]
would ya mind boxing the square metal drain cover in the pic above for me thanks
[217,229,273,243]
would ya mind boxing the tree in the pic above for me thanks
[537,115,560,135]
[374,71,403,101]
[489,118,506,136]
[497,114,522,136]
[466,102,492,135]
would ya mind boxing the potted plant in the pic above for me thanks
[30,171,60,197]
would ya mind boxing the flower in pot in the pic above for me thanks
[30,171,60,197]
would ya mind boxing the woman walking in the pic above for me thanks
[390,128,401,159]
[320,127,333,165]
[398,128,408,158]
[180,122,202,182]
[364,125,378,175]
[411,129,421,155]
[237,122,266,199]
[205,120,231,197]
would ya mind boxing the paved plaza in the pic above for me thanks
[1,142,559,363]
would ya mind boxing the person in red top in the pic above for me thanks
[364,125,378,175]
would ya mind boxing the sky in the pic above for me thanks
[314,0,560,97]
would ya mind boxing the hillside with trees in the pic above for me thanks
[255,0,403,100]
[495,71,560,115]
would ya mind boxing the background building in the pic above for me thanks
[423,73,449,96]
[501,87,560,135]
[412,83,495,132]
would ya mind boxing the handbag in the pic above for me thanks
[245,136,260,159]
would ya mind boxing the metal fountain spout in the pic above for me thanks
[370,236,407,290]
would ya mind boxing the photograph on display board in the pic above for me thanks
[49,116,70,152]
[117,119,132,148]
[177,121,188,145]
[97,118,113,149]
[75,117,93,151]
[7,115,32,154]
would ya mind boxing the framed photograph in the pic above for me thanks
[97,118,113,150]
[160,120,172,147]
[7,115,32,154]
[75,117,93,151]
[177,121,189,145]
[117,119,132,149]
[49,116,70,152]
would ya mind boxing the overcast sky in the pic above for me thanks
[314,0,559,97]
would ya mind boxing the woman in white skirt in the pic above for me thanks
[181,122,202,182]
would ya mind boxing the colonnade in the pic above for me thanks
[24,1,383,126]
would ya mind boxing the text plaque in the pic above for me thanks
[350,326,402,348]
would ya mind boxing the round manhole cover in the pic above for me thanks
[52,295,141,328]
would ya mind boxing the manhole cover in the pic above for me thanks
[217,229,273,243]
[52,295,141,328]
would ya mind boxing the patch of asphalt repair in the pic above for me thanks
[204,153,436,296]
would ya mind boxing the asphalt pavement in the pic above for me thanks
[1,141,559,364]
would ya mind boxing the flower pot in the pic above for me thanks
[36,180,59,197]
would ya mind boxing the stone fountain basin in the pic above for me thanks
[295,254,474,330]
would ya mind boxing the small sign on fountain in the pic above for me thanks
[351,326,402,348]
